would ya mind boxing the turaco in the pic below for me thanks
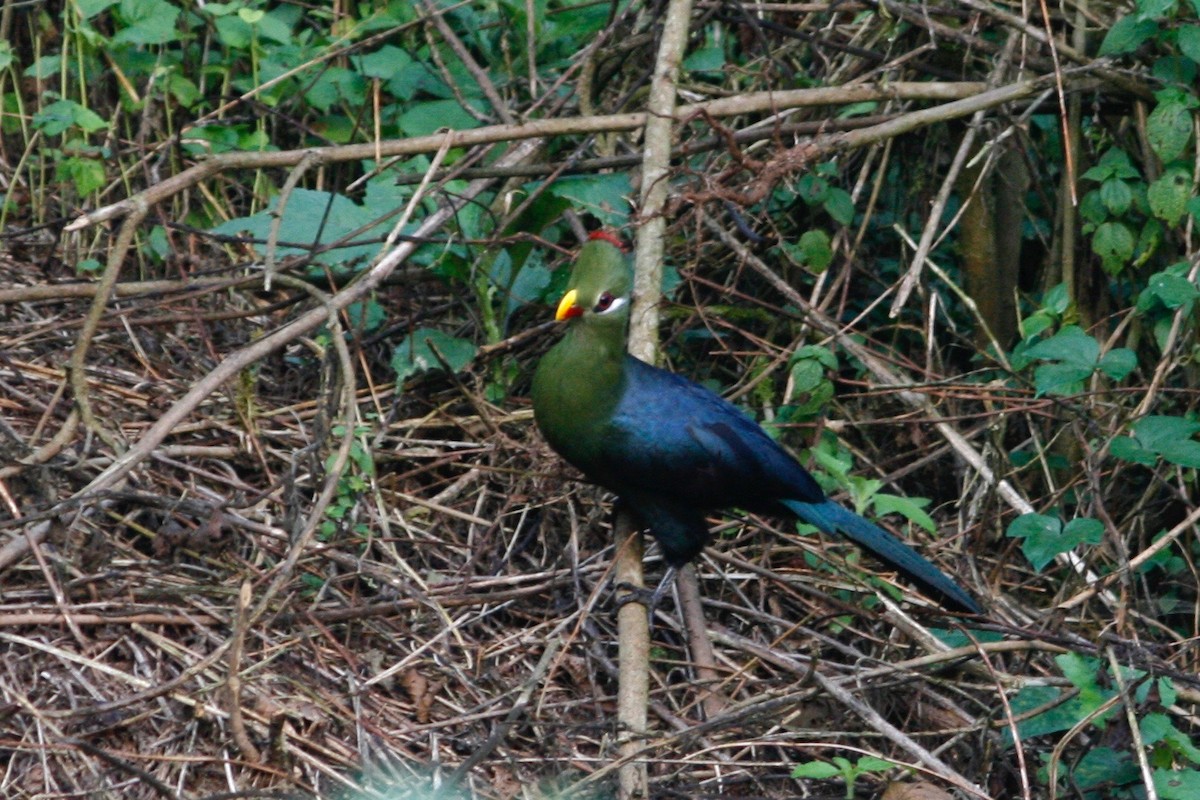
[531,231,981,614]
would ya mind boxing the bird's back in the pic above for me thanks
[589,356,827,513]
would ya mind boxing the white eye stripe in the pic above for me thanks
[596,295,628,315]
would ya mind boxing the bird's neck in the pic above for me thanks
[533,319,629,454]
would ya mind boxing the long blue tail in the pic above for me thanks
[781,498,981,614]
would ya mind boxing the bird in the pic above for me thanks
[531,231,981,614]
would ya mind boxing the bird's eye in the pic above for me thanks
[594,292,615,312]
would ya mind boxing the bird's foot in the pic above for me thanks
[612,567,678,619]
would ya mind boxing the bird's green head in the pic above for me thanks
[553,231,632,326]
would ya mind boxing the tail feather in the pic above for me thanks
[781,498,981,614]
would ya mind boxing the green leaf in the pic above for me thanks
[797,229,834,271]
[1007,513,1102,571]
[1025,326,1099,367]
[211,188,391,269]
[1098,16,1158,55]
[1092,220,1136,274]
[1148,167,1193,227]
[57,156,107,196]
[872,493,936,534]
[1147,101,1194,163]
[683,45,725,74]
[797,173,829,204]
[1084,147,1140,182]
[1099,178,1132,215]
[398,99,484,137]
[77,0,120,17]
[1142,267,1200,310]
[357,45,414,80]
[392,328,477,383]
[1155,768,1200,800]
[1057,652,1104,702]
[1110,436,1158,466]
[791,761,843,779]
[1097,347,1137,380]
[112,0,182,46]
[1132,415,1200,451]
[542,172,633,228]
[1033,363,1091,395]
[1136,0,1178,17]
[823,187,855,225]
[32,99,109,136]
[1179,24,1200,63]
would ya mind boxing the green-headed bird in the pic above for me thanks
[532,232,981,613]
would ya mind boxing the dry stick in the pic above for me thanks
[673,563,726,720]
[422,0,514,126]
[617,1,694,797]
[67,199,149,455]
[226,579,260,763]
[1106,646,1159,800]
[265,150,324,291]
[64,81,991,233]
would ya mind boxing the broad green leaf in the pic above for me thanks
[1132,415,1200,451]
[788,358,826,396]
[392,328,477,383]
[211,188,390,269]
[32,99,108,136]
[77,0,120,17]
[1136,0,1177,17]
[791,344,839,370]
[1099,178,1132,215]
[1148,167,1193,227]
[797,173,829,204]
[542,172,632,228]
[113,0,181,45]
[356,45,414,80]
[823,188,855,225]
[1179,24,1200,63]
[1156,768,1200,800]
[1025,325,1099,366]
[1074,749,1140,793]
[398,99,484,137]
[872,493,936,534]
[792,761,843,779]
[1117,416,1200,468]
[1098,16,1158,55]
[1033,363,1092,395]
[1159,677,1179,709]
[57,156,107,196]
[1110,436,1158,465]
[1057,652,1105,704]
[1092,220,1136,274]
[1097,348,1137,380]
[798,229,834,271]
[1147,101,1194,162]
[1083,147,1140,181]
[1140,265,1199,310]
[1158,439,1200,468]
[1003,685,1113,744]
[1007,513,1102,571]
[684,45,725,74]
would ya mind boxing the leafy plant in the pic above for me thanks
[1013,325,1137,397]
[792,754,897,798]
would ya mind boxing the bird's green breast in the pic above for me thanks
[532,323,627,472]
